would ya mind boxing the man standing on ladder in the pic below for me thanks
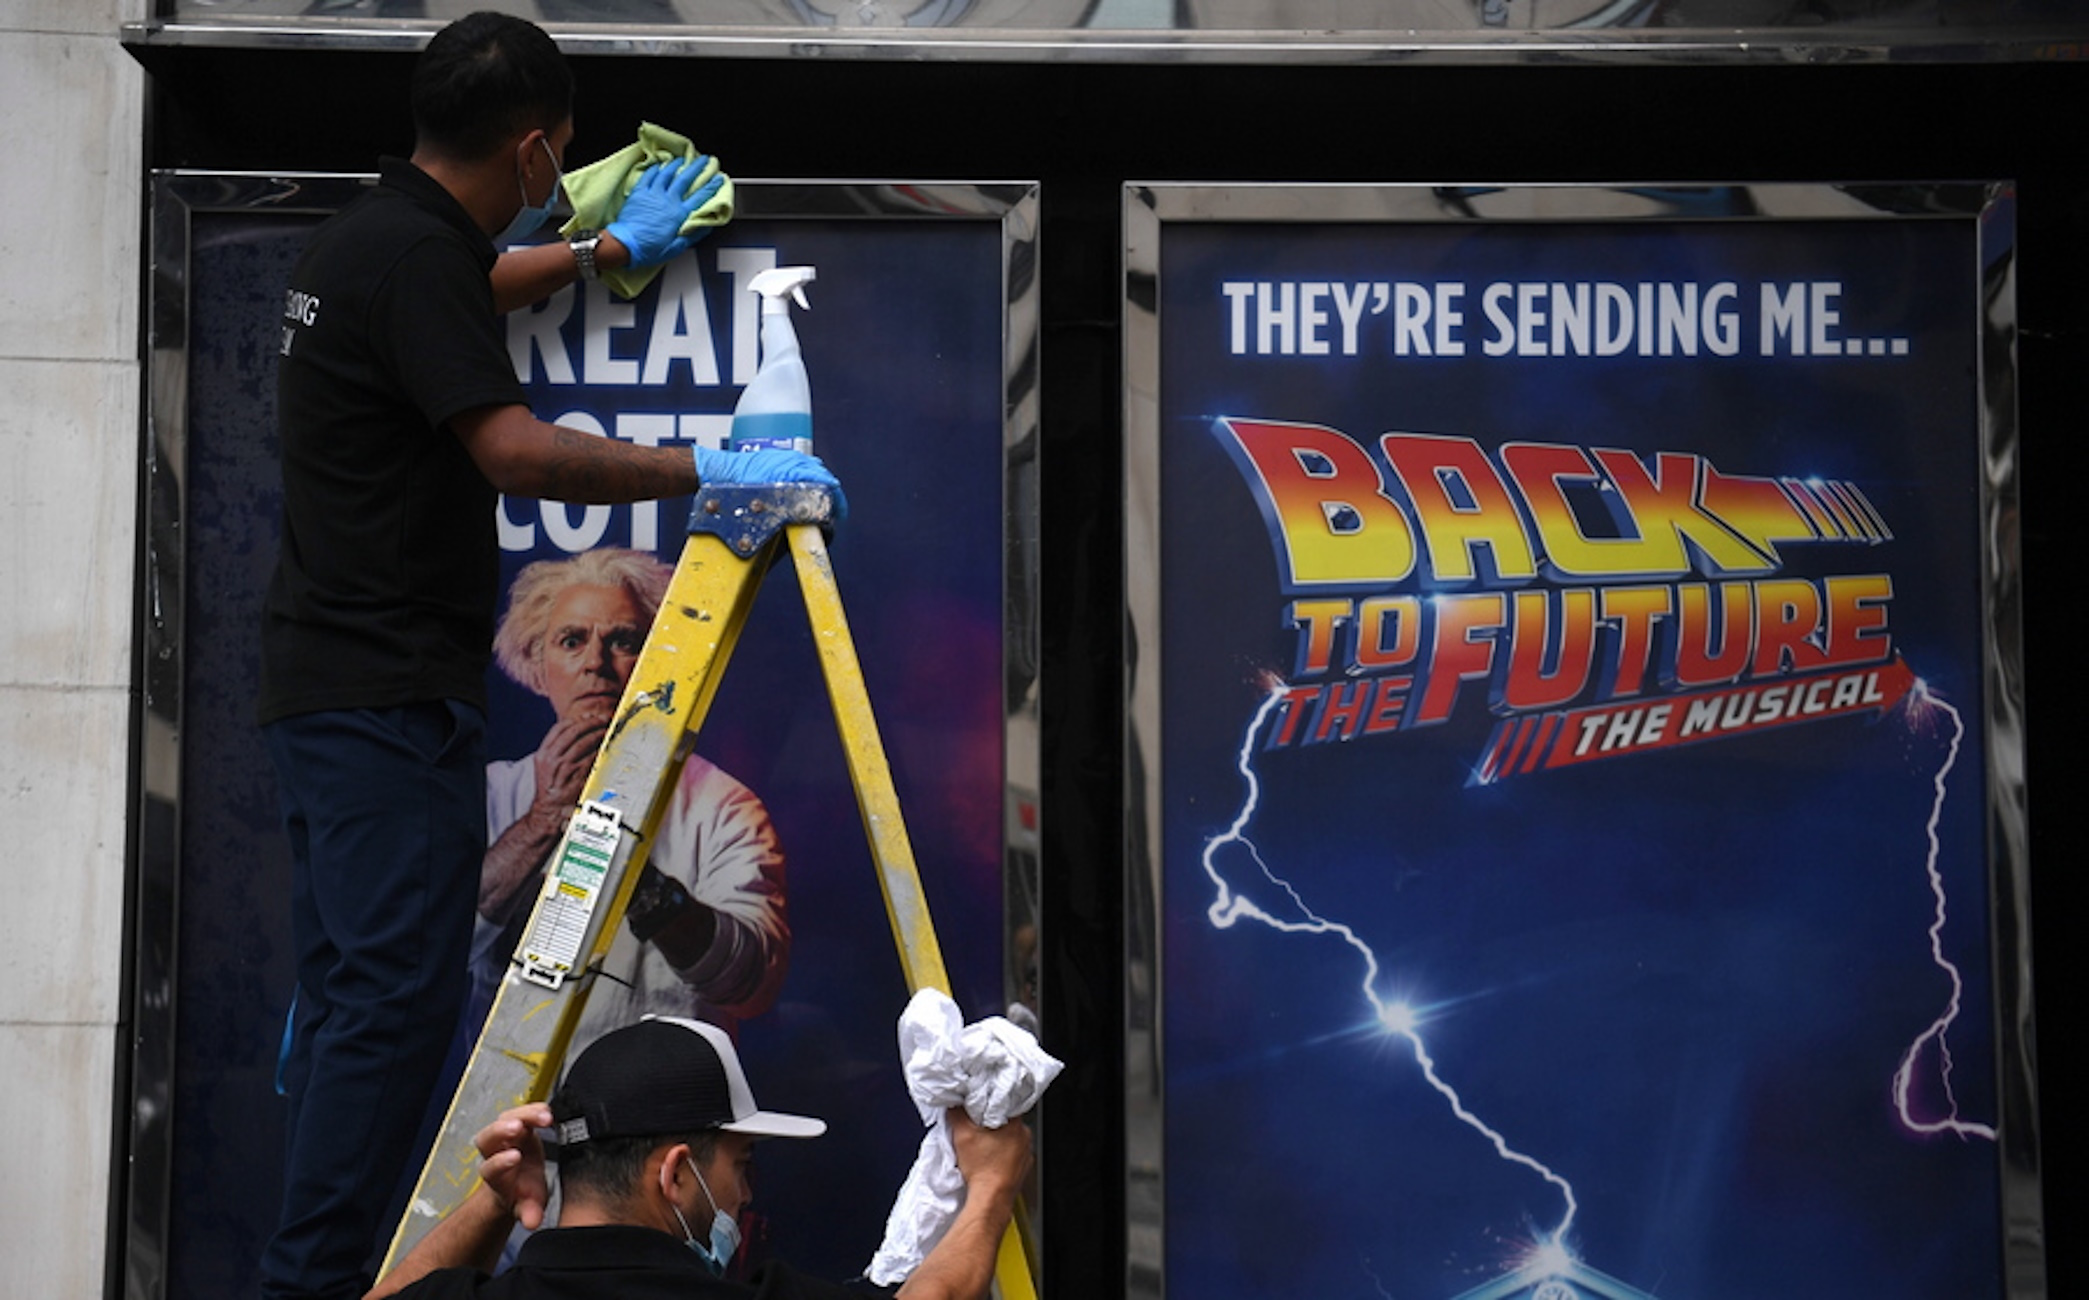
[257,13,840,1300]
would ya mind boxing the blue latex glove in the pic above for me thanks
[606,155,728,269]
[693,446,848,518]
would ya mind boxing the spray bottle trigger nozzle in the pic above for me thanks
[749,265,817,315]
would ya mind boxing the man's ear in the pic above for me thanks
[513,128,547,174]
[655,1141,692,1200]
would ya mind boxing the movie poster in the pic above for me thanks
[156,178,1032,1297]
[1132,185,2024,1300]
[478,201,1024,1280]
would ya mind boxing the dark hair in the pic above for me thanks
[557,1126,719,1207]
[411,11,573,162]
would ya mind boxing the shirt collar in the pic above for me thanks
[511,1223,709,1273]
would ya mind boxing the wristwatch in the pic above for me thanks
[569,229,601,282]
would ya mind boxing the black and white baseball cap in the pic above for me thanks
[552,1015,827,1145]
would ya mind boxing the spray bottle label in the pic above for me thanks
[730,410,814,456]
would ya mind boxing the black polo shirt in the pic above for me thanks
[259,157,527,724]
[393,1225,869,1300]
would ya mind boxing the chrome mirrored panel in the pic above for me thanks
[135,170,1039,1300]
[131,0,2089,62]
[1125,181,2034,1300]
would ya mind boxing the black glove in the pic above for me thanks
[625,861,696,943]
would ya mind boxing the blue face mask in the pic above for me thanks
[667,1154,742,1277]
[494,137,563,247]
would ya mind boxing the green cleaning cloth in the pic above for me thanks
[560,121,735,300]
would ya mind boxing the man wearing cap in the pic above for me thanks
[366,1017,1031,1300]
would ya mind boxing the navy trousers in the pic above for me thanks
[259,700,487,1300]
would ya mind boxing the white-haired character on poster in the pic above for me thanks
[468,546,788,1045]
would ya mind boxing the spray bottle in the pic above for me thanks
[729,265,818,455]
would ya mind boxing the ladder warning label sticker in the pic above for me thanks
[519,801,623,990]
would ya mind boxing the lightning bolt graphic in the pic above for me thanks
[1201,679,1581,1254]
[1200,665,1993,1282]
[1889,680,1997,1141]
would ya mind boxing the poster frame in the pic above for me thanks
[1120,180,2036,1300]
[130,169,1041,1300]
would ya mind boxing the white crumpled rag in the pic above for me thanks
[864,988,1062,1286]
